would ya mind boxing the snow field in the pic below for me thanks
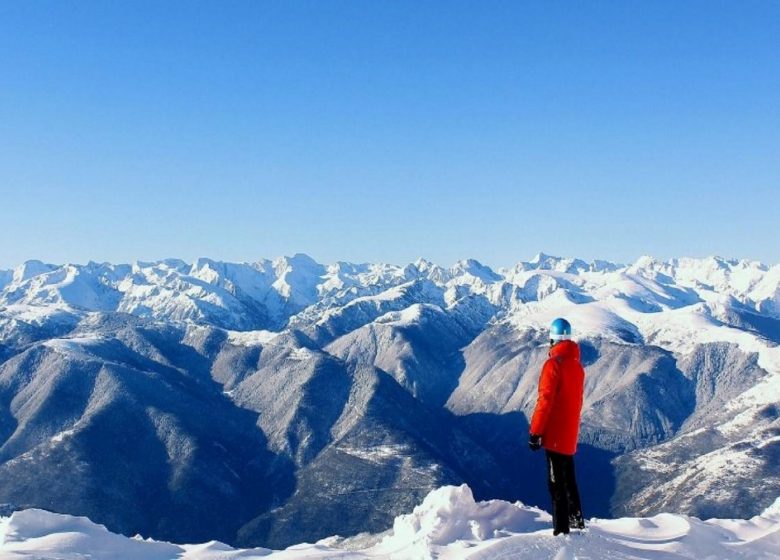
[2,484,780,559]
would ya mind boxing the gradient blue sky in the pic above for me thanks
[1,2,778,269]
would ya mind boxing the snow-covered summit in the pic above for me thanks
[2,484,779,559]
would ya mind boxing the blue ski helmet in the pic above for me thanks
[550,317,572,342]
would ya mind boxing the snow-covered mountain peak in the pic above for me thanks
[529,251,554,264]
[449,258,501,283]
[271,253,326,303]
[191,256,227,273]
[133,258,190,272]
[272,252,322,274]
[11,260,55,283]
[527,252,590,274]
[632,254,663,270]
[413,256,433,269]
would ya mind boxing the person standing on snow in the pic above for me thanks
[528,317,586,535]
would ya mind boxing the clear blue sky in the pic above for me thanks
[1,2,778,269]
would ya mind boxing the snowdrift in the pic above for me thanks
[2,485,780,559]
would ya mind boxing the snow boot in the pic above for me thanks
[569,512,585,530]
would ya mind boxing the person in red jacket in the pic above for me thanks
[529,317,586,535]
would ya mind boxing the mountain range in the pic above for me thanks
[1,253,779,547]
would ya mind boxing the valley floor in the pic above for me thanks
[2,485,780,560]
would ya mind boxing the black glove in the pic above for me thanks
[529,434,542,452]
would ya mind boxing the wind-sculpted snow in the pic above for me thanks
[3,485,780,559]
[1,253,780,547]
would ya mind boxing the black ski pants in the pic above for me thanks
[546,450,584,534]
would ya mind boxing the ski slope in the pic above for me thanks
[2,485,779,559]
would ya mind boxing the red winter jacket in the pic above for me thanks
[529,339,585,456]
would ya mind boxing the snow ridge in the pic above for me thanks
[2,485,780,559]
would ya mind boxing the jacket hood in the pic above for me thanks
[550,339,580,361]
